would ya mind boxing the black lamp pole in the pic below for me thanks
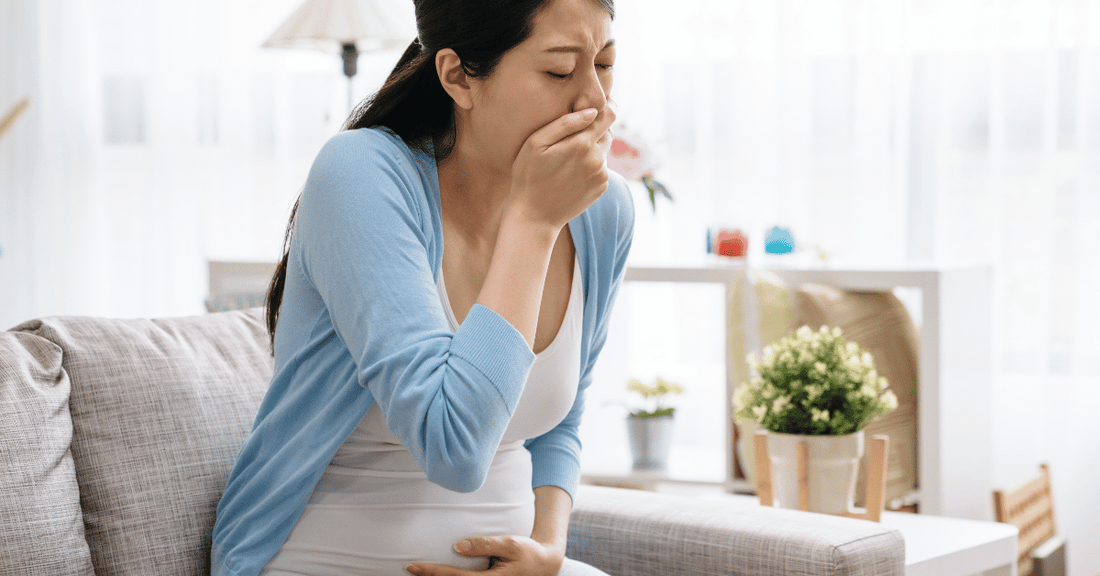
[341,42,359,111]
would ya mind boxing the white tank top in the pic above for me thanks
[264,259,583,576]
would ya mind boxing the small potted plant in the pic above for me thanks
[733,325,897,513]
[626,377,684,470]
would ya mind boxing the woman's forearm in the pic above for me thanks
[476,213,560,350]
[531,485,572,555]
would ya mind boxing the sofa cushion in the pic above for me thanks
[0,332,94,575]
[569,485,906,576]
[15,309,273,576]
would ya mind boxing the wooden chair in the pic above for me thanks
[754,430,889,522]
[993,464,1065,576]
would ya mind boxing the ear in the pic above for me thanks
[436,49,473,111]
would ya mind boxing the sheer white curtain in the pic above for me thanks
[591,1,1098,573]
[0,0,398,328]
[2,0,101,326]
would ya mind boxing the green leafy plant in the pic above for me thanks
[733,326,898,435]
[627,377,685,419]
[640,174,672,212]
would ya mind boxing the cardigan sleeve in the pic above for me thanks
[294,130,536,493]
[524,174,635,501]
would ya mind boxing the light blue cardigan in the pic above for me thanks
[211,127,634,576]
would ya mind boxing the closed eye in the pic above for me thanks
[548,65,613,80]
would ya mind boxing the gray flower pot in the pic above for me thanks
[627,415,674,471]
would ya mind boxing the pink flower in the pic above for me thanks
[605,123,672,211]
[606,125,656,181]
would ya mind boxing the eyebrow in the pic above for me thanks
[544,39,616,53]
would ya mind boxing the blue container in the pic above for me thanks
[765,226,795,254]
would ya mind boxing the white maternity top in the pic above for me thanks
[263,259,583,576]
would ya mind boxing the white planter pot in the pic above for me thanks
[626,415,674,470]
[767,430,865,515]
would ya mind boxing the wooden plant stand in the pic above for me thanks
[754,429,890,522]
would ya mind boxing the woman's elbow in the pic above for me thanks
[425,459,490,493]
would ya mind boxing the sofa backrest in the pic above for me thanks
[1,309,272,575]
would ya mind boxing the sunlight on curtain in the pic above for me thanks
[583,2,1099,574]
[0,0,399,327]
[597,0,1099,400]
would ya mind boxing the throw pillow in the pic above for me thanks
[0,332,94,575]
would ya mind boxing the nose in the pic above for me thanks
[573,66,609,114]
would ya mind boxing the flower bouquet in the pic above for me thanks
[734,325,897,435]
[733,325,898,513]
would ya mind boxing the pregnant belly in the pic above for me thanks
[264,444,535,576]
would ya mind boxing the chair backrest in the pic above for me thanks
[993,463,1058,576]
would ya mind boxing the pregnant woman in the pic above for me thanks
[210,0,633,574]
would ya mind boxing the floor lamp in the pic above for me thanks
[263,0,416,111]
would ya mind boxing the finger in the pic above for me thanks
[559,103,617,149]
[596,128,613,156]
[592,103,617,135]
[527,108,599,149]
[582,101,617,138]
[452,536,523,559]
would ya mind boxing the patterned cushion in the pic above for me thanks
[0,332,94,575]
[15,309,273,576]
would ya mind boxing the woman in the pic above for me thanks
[211,0,632,574]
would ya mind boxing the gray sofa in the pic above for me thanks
[0,309,905,575]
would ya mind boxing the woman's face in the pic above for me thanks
[465,0,615,173]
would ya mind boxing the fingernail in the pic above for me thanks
[454,539,472,553]
[405,565,422,575]
[579,108,597,120]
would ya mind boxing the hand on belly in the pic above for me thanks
[405,535,564,576]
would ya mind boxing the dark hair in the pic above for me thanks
[265,0,615,350]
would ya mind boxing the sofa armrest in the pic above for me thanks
[567,485,905,576]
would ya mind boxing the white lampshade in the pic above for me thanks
[263,0,417,53]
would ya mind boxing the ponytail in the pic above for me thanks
[264,38,450,352]
[344,39,457,157]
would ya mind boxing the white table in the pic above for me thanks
[880,509,1018,576]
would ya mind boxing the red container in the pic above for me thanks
[716,229,748,258]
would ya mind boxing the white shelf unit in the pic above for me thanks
[583,260,995,520]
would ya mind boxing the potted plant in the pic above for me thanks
[625,377,684,470]
[733,325,898,514]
